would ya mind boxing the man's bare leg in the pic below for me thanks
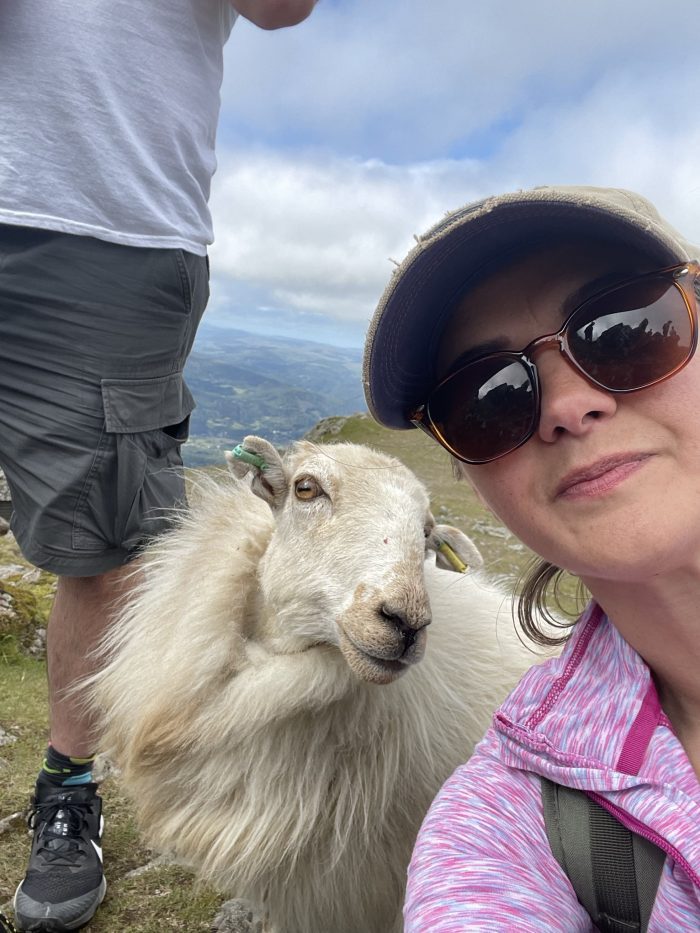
[47,562,138,755]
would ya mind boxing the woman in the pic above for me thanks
[363,186,700,931]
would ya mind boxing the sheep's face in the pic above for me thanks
[230,438,483,686]
[266,444,433,685]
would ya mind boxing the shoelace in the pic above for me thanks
[28,797,91,866]
[0,911,18,933]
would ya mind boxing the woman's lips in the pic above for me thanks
[556,454,652,499]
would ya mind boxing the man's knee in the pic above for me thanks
[50,561,141,646]
[57,561,136,597]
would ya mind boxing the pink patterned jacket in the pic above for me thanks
[404,603,700,931]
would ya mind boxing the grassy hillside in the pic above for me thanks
[183,324,364,465]
[0,414,581,930]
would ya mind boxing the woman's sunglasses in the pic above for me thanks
[411,261,699,464]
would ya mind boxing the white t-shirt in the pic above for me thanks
[0,0,236,255]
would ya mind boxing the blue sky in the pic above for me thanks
[205,0,700,348]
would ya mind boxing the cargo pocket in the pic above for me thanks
[72,372,195,553]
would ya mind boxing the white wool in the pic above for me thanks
[90,441,539,933]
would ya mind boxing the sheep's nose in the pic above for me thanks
[379,606,431,651]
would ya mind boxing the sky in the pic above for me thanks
[206,0,700,348]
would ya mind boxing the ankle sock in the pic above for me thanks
[40,743,95,787]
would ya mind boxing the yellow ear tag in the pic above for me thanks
[437,541,468,573]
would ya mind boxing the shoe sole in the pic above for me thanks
[13,877,107,932]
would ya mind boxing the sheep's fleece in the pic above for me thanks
[90,437,542,933]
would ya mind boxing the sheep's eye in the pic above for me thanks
[294,476,322,501]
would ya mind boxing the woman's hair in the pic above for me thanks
[516,558,588,648]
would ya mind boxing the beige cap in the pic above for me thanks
[363,185,697,429]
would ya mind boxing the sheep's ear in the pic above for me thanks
[225,435,289,509]
[427,524,484,573]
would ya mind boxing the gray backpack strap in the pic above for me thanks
[541,778,665,933]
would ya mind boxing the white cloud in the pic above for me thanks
[210,152,479,324]
[208,0,700,343]
[210,129,700,336]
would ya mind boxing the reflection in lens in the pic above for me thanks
[429,358,536,461]
[570,278,692,390]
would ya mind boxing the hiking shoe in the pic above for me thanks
[13,781,106,932]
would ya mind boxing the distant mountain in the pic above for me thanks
[183,322,366,465]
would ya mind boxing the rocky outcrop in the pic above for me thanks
[0,573,52,661]
[0,532,54,661]
[0,468,11,527]
[304,413,371,442]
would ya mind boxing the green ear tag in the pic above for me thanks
[230,445,268,470]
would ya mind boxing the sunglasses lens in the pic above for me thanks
[422,266,697,464]
[428,357,537,462]
[568,276,694,391]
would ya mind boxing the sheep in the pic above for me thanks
[90,437,540,933]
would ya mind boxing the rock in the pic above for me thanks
[0,810,23,835]
[92,753,119,783]
[125,854,175,878]
[304,413,369,442]
[27,626,47,658]
[211,900,264,933]
[0,468,9,501]
[0,574,56,661]
[0,467,11,530]
[0,727,17,747]
[472,519,511,539]
[0,564,28,579]
[20,568,41,584]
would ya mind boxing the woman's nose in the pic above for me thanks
[534,347,618,443]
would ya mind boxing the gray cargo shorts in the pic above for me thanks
[0,225,209,576]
